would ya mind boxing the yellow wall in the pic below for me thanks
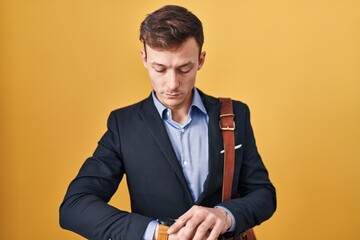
[1,0,359,239]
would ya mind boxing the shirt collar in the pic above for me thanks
[152,88,208,119]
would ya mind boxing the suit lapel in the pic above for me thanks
[137,92,224,206]
[196,91,223,204]
[137,96,194,204]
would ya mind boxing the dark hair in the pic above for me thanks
[139,5,204,54]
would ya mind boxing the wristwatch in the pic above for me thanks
[156,218,176,240]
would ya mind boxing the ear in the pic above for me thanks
[198,51,206,70]
[140,49,147,68]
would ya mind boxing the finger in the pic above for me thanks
[181,216,203,239]
[206,220,223,240]
[185,207,217,240]
[192,211,223,240]
[167,217,187,234]
[191,221,213,240]
[169,224,196,240]
[168,206,198,234]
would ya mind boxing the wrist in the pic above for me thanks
[156,224,170,240]
[155,218,175,240]
[223,210,231,231]
[153,224,158,240]
[215,206,235,233]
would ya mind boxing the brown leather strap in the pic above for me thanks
[157,224,169,240]
[219,98,235,201]
[219,98,257,240]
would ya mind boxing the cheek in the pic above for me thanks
[184,74,196,86]
[148,74,162,89]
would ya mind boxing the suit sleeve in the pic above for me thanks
[217,103,277,238]
[59,112,152,240]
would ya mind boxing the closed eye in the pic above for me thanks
[177,68,192,74]
[155,68,166,73]
[177,64,194,74]
[153,66,166,73]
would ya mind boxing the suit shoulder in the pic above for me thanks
[232,99,250,112]
[198,89,250,114]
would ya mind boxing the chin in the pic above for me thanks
[163,99,182,108]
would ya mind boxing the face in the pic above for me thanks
[141,38,206,112]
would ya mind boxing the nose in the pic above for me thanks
[167,70,179,90]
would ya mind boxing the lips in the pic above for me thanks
[164,92,181,97]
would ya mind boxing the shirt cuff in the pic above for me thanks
[214,205,236,233]
[142,220,158,240]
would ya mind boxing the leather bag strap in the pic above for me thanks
[219,98,235,201]
[219,98,257,240]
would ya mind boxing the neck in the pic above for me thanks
[170,93,193,125]
[171,107,189,125]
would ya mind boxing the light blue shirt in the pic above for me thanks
[153,88,209,201]
[143,88,235,239]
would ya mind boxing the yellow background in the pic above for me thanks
[1,0,359,239]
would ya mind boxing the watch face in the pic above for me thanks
[157,217,176,226]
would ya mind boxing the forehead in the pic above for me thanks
[145,38,200,65]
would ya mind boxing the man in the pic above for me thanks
[60,5,276,240]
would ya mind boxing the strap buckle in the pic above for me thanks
[219,113,235,131]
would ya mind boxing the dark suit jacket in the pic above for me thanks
[59,89,276,240]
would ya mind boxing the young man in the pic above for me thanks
[60,5,276,240]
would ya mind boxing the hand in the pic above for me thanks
[167,205,231,240]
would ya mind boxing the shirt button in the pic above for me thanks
[183,160,188,166]
[181,128,185,133]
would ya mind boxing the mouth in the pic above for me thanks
[164,92,181,97]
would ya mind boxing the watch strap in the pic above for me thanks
[157,224,169,240]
